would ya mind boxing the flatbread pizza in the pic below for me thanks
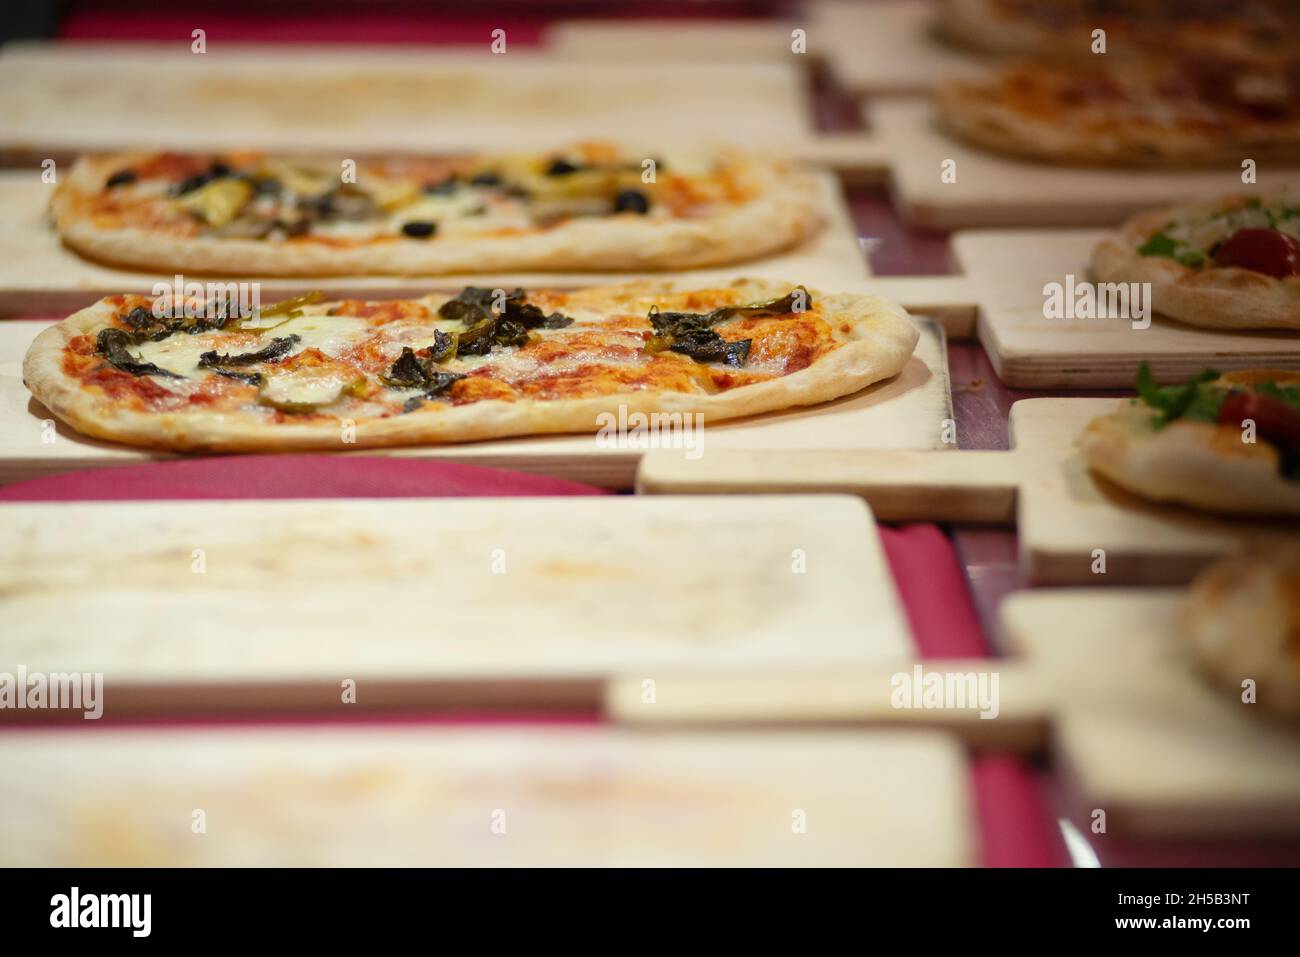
[1091,194,1300,330]
[934,57,1300,166]
[1081,364,1300,517]
[22,280,918,453]
[51,145,823,276]
[1182,545,1300,721]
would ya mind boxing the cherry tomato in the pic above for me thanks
[1217,391,1300,450]
[1213,228,1300,279]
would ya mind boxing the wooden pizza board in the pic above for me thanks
[604,587,1300,839]
[865,99,1300,230]
[547,19,803,63]
[0,43,816,163]
[814,0,997,95]
[0,728,974,866]
[0,316,952,489]
[1001,590,1300,839]
[638,397,1300,585]
[0,169,872,317]
[0,495,914,716]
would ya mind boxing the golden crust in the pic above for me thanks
[1091,195,1300,331]
[1080,387,1300,518]
[22,280,919,453]
[51,152,825,276]
[1182,545,1300,721]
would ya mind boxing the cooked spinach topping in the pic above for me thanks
[1134,362,1224,426]
[643,287,810,368]
[436,287,574,355]
[213,369,263,386]
[105,169,137,189]
[118,302,231,341]
[95,328,182,378]
[198,335,301,369]
[382,346,467,397]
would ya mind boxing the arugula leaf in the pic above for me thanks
[1255,380,1300,413]
[1134,362,1224,427]
[1137,228,1208,267]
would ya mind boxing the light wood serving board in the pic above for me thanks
[0,728,974,866]
[604,587,1300,839]
[865,100,1300,230]
[0,495,913,716]
[0,317,951,489]
[864,230,1300,388]
[0,170,871,317]
[0,43,817,163]
[1002,591,1300,839]
[547,19,803,62]
[638,397,1300,585]
[814,0,1005,95]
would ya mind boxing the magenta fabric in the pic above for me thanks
[0,455,607,501]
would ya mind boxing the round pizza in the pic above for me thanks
[935,0,1300,62]
[50,145,823,276]
[934,57,1300,166]
[1091,193,1300,331]
[1182,545,1300,721]
[22,280,918,452]
[1081,365,1300,517]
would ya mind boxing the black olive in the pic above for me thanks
[209,162,232,178]
[105,169,137,189]
[470,171,502,187]
[545,158,581,176]
[613,189,649,214]
[401,221,438,239]
[172,172,210,196]
[425,176,459,195]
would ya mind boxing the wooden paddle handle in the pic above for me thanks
[636,449,1020,524]
[603,662,1049,753]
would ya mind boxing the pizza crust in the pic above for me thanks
[1181,546,1300,721]
[1091,198,1300,331]
[1080,383,1300,518]
[22,280,919,453]
[51,154,824,276]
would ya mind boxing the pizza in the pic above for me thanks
[1081,364,1300,516]
[1091,194,1300,331]
[935,0,1300,62]
[934,57,1300,166]
[1182,544,1300,721]
[50,145,823,276]
[21,280,918,452]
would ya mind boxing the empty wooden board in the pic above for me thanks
[0,495,913,715]
[1002,590,1300,838]
[638,397,1300,585]
[867,99,1300,230]
[0,169,870,317]
[0,728,974,866]
[0,43,815,162]
[547,19,802,62]
[0,317,951,489]
[814,0,990,95]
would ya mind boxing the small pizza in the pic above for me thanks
[1092,194,1300,331]
[935,0,1299,62]
[51,145,823,276]
[1182,545,1300,721]
[934,57,1300,166]
[1081,364,1300,517]
[22,280,917,453]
